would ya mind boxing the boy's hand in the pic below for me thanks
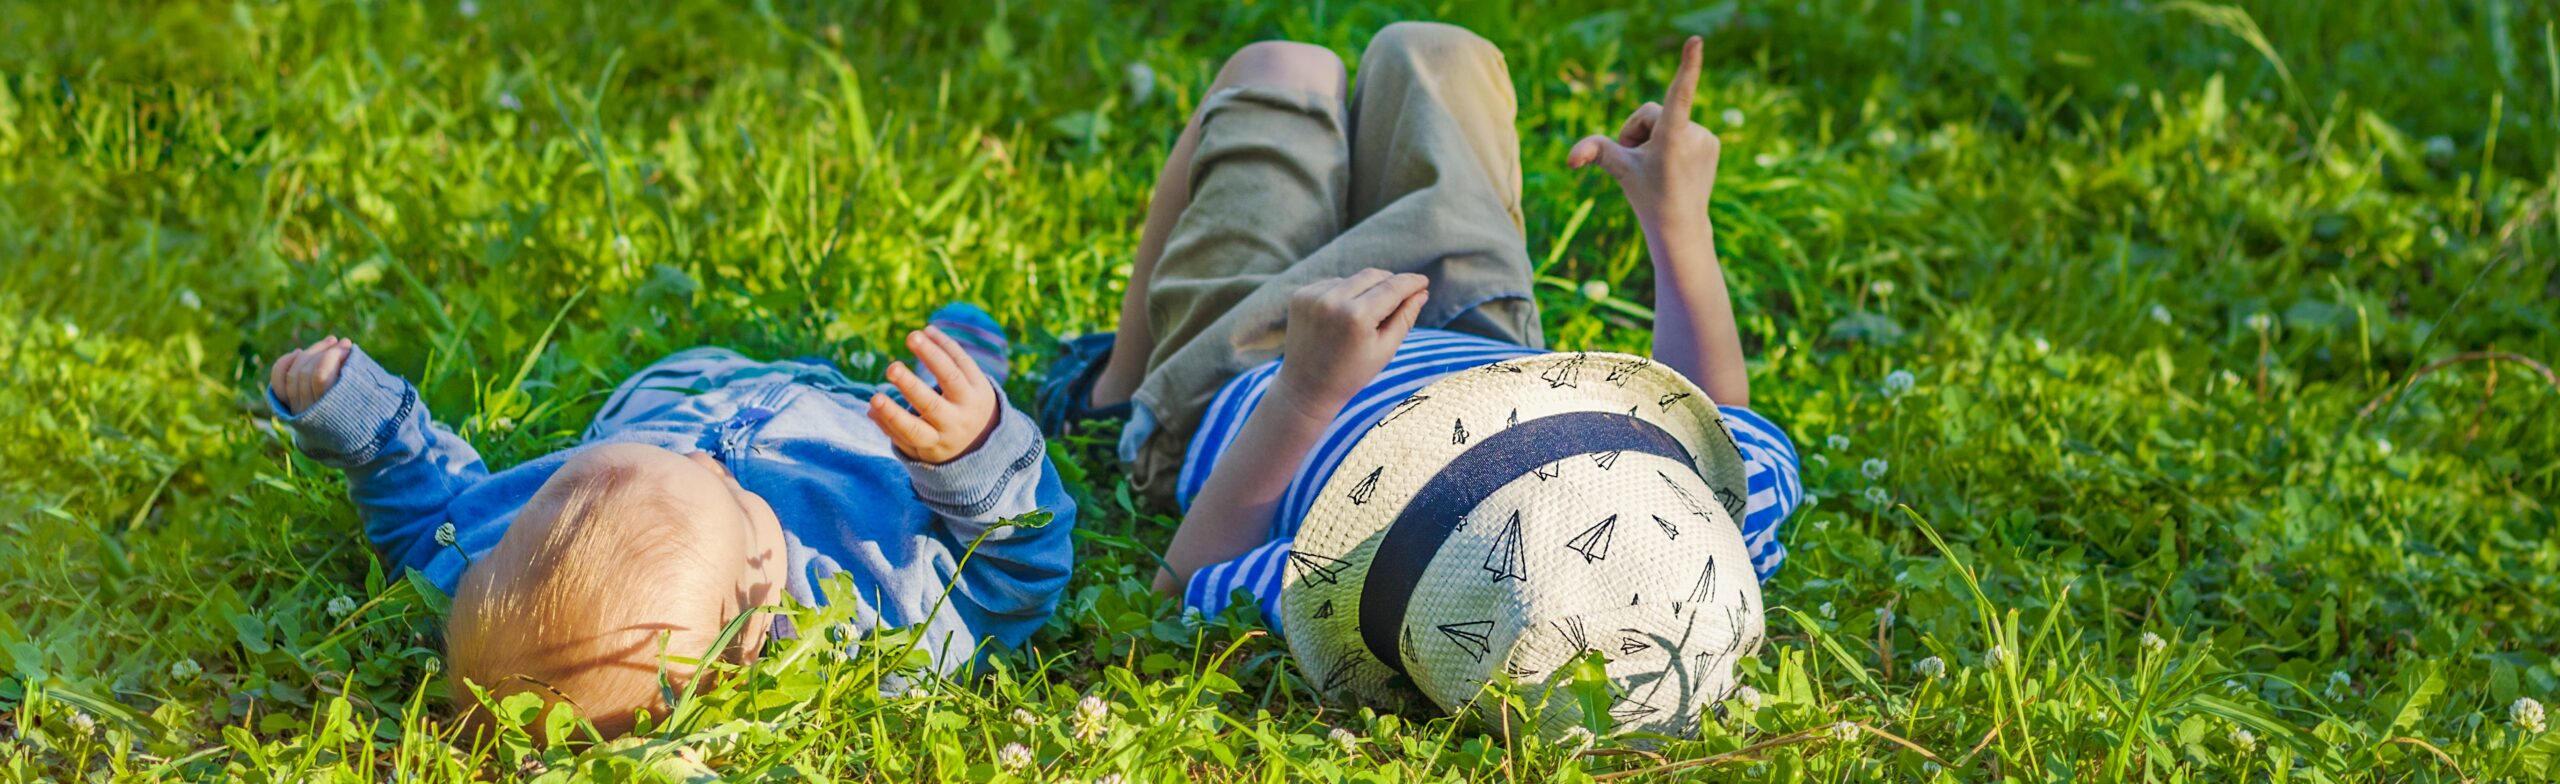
[1566,36,1717,229]
[271,336,355,415]
[1275,269,1430,417]
[870,326,1001,465]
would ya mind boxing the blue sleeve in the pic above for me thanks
[1719,406,1803,581]
[270,347,492,591]
[901,389,1077,648]
[1184,538,1295,637]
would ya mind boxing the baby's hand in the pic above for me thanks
[271,336,355,415]
[869,326,1000,465]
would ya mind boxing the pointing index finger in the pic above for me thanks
[1662,36,1704,122]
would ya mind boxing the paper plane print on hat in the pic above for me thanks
[1374,395,1430,429]
[1605,357,1652,386]
[1504,408,1518,428]
[1437,620,1495,660]
[1288,550,1353,586]
[1312,599,1335,619]
[1617,630,1653,657]
[1452,418,1469,445]
[1552,616,1594,654]
[1661,471,1714,520]
[1593,450,1623,470]
[1656,391,1693,410]
[1565,514,1617,563]
[1652,514,1680,540]
[1687,556,1719,603]
[1714,486,1746,520]
[1482,511,1527,583]
[1533,460,1561,481]
[1610,696,1661,723]
[1347,467,1383,505]
[1541,354,1587,388]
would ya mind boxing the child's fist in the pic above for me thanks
[271,336,355,415]
[1276,269,1430,414]
[869,326,1000,465]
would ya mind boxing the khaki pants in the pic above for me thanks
[1129,22,1544,505]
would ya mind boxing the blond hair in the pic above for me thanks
[447,455,738,740]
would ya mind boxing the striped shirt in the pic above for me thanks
[1178,328,1804,631]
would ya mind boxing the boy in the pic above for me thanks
[1041,25,1801,737]
[269,304,1076,737]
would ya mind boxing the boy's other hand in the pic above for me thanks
[871,326,1001,465]
[1276,269,1430,417]
[1567,35,1718,228]
[271,336,355,415]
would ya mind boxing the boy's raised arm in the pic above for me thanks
[1567,36,1749,408]
[268,338,494,586]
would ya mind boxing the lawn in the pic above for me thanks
[3,0,2558,780]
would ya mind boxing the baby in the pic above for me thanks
[267,304,1076,738]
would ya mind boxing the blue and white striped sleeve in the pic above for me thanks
[1719,406,1803,581]
[1184,538,1296,636]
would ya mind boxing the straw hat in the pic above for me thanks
[1278,352,1763,739]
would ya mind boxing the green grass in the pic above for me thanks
[4,0,2559,779]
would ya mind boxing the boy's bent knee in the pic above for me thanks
[1362,21,1498,71]
[1214,41,1347,99]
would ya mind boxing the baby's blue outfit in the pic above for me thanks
[269,304,1076,672]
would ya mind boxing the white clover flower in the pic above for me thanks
[1827,433,1851,451]
[434,522,458,548]
[1831,721,1860,740]
[1883,369,1915,397]
[2148,304,2172,325]
[1721,108,1745,128]
[1984,645,2006,668]
[491,416,515,431]
[2245,313,2273,331]
[327,596,359,617]
[2324,671,2350,701]
[2514,697,2547,734]
[1753,153,1778,168]
[1094,775,1126,784]
[613,234,634,259]
[63,322,80,340]
[2375,438,2393,456]
[1912,656,1946,680]
[1868,127,1899,147]
[2090,708,2110,722]
[1579,279,1611,301]
[2228,727,2256,752]
[2224,678,2246,695]
[1073,695,1110,743]
[1125,62,1157,104]
[997,742,1033,772]
[1732,684,1763,709]
[2032,337,2051,355]
[498,92,522,112]
[1011,708,1039,727]
[1818,601,1836,619]
[1811,518,1829,532]
[1922,760,1943,776]
[1179,607,1207,630]
[1869,279,1896,298]
[2218,369,2244,389]
[1864,487,1889,506]
[1803,493,1820,509]
[1861,458,1888,479]
[458,0,479,18]
[2139,632,2165,652]
[2423,135,2456,160]
[1329,727,1360,754]
[178,289,203,311]
[65,710,96,735]
[170,658,202,681]
[421,656,443,675]
[1558,725,1597,750]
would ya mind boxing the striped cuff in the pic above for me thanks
[268,348,417,467]
[1185,537,1296,636]
[1719,405,1802,581]
[927,303,1012,386]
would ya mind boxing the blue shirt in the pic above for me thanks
[1177,329,1802,630]
[271,337,1077,673]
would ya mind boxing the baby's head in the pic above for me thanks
[447,443,788,739]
